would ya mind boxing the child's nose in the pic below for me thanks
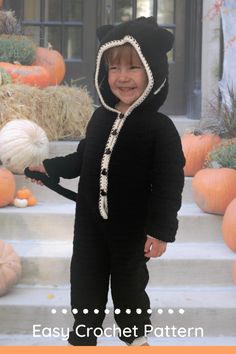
[118,70,129,82]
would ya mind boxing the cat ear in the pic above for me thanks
[157,27,175,53]
[96,25,114,41]
[135,17,174,53]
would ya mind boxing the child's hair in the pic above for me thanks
[105,43,143,67]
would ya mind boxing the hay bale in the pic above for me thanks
[0,84,94,141]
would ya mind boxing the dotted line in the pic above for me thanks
[51,308,185,315]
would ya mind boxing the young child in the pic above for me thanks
[28,17,185,346]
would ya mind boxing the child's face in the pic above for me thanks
[107,45,148,113]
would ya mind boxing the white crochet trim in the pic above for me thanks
[154,78,166,95]
[99,112,125,219]
[147,235,156,240]
[95,36,157,219]
[95,35,154,116]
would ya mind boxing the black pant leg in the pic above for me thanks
[68,211,110,346]
[109,233,151,344]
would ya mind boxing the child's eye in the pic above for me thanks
[130,66,141,70]
[109,66,118,70]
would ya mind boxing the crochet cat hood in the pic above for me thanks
[95,16,174,113]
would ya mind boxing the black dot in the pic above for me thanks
[100,189,107,196]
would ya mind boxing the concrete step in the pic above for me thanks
[0,203,223,243]
[0,285,236,337]
[0,203,75,243]
[182,177,193,203]
[1,334,236,346]
[4,240,235,286]
[177,203,223,242]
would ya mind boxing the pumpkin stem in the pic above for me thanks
[193,128,204,136]
[47,42,53,50]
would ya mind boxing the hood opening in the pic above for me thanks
[95,36,155,115]
[95,17,174,114]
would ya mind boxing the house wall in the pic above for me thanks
[201,0,221,119]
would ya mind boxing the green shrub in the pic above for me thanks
[218,88,236,138]
[0,34,36,65]
[204,139,236,169]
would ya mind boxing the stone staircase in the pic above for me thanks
[0,119,236,346]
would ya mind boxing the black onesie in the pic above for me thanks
[43,17,185,346]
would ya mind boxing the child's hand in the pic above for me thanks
[26,164,47,186]
[144,236,167,258]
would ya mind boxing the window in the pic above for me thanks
[112,0,175,61]
[18,0,83,60]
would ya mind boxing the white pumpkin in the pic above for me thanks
[0,119,49,174]
[13,198,28,208]
[0,240,22,296]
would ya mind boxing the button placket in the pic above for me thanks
[99,113,127,219]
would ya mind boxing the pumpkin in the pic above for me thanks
[181,133,221,176]
[27,196,37,206]
[0,166,16,207]
[222,198,236,252]
[0,119,49,174]
[16,187,32,200]
[0,240,22,296]
[0,61,51,88]
[13,198,28,208]
[15,187,37,207]
[32,46,66,85]
[192,168,236,214]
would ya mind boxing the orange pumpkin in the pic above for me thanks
[16,187,32,200]
[0,62,51,88]
[181,133,221,176]
[222,198,236,252]
[0,240,22,296]
[27,196,37,206]
[192,168,236,214]
[32,47,66,85]
[0,167,16,207]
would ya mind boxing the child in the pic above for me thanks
[28,17,185,346]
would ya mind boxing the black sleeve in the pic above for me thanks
[43,138,86,180]
[146,115,185,242]
[41,108,103,180]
